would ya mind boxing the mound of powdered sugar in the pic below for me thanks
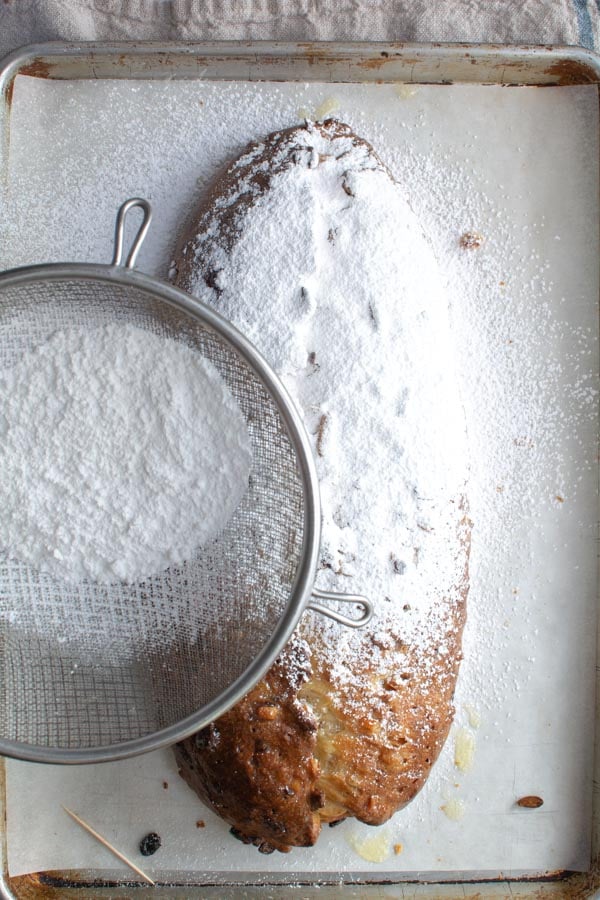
[0,322,251,583]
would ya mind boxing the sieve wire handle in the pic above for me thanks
[111,198,152,269]
[308,588,373,629]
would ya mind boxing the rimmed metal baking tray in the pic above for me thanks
[0,40,598,899]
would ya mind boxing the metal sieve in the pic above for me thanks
[0,198,372,765]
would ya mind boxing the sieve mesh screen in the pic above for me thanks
[0,276,305,752]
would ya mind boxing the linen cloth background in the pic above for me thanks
[0,1,599,60]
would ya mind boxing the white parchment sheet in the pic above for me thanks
[0,77,598,882]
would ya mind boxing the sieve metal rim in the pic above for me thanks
[0,261,324,764]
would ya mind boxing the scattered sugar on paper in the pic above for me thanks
[1,76,597,872]
[0,323,251,584]
[386,135,598,724]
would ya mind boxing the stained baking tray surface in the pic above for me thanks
[0,42,598,898]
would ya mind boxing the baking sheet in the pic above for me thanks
[0,75,598,883]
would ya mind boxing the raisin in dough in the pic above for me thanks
[172,120,470,853]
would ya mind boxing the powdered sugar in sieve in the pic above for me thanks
[0,321,252,584]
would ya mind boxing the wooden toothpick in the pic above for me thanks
[62,806,155,886]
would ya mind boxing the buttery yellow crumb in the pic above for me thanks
[315,97,340,119]
[454,727,476,772]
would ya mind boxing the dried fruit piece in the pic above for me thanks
[315,413,328,457]
[390,553,406,575]
[516,795,544,808]
[460,231,484,249]
[257,705,279,721]
[307,350,320,374]
[139,832,161,856]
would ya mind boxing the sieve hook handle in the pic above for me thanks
[111,198,152,269]
[308,588,373,629]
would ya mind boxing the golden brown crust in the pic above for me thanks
[173,120,470,853]
[308,507,471,828]
[174,640,323,854]
[175,510,470,852]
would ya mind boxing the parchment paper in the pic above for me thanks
[0,76,597,882]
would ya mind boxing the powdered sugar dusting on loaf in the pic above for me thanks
[177,121,469,698]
